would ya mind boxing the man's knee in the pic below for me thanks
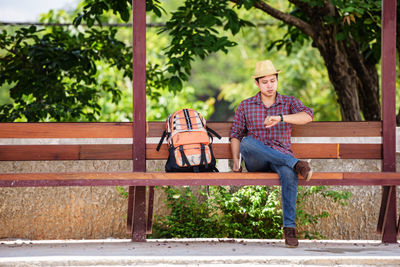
[277,166,298,182]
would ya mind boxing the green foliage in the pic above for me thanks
[152,186,222,238]
[160,0,253,92]
[214,186,283,238]
[268,0,381,64]
[74,0,253,96]
[116,186,129,199]
[151,185,351,239]
[329,0,381,64]
[73,0,164,26]
[0,1,215,122]
[1,0,393,122]
[0,25,130,121]
[147,85,215,121]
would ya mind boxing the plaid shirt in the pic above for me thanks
[230,92,313,156]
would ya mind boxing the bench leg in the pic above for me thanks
[377,186,388,234]
[126,186,155,240]
[126,186,135,233]
[398,212,400,236]
[377,186,398,243]
[131,186,147,242]
[147,186,155,234]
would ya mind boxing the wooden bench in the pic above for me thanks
[0,0,398,244]
[0,121,399,242]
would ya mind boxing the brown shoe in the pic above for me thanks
[295,160,312,181]
[283,227,299,248]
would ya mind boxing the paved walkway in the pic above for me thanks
[1,238,400,266]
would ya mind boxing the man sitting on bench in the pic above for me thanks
[230,59,314,248]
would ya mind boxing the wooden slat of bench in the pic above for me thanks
[0,121,382,138]
[149,121,382,137]
[0,145,82,160]
[1,172,400,187]
[151,143,340,159]
[0,123,132,138]
[292,144,339,159]
[0,143,381,161]
[290,121,382,137]
[343,172,400,179]
[340,144,382,159]
[0,145,132,161]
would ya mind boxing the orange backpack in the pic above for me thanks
[156,109,221,172]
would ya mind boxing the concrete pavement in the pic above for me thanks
[1,238,400,266]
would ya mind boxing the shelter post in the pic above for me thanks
[378,0,397,243]
[129,0,147,242]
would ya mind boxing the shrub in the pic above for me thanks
[151,185,351,239]
[151,186,222,238]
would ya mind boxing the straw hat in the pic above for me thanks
[252,60,281,79]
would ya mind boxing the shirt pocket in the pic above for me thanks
[246,108,265,132]
[276,103,290,116]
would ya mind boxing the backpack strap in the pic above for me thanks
[199,144,208,169]
[206,126,221,139]
[156,130,168,151]
[208,144,219,172]
[179,145,191,167]
[183,109,193,130]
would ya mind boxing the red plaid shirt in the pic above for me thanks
[230,92,313,156]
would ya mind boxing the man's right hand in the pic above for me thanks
[230,137,242,172]
[232,160,242,172]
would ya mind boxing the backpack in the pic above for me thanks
[156,109,221,172]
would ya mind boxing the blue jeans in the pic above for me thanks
[240,136,299,228]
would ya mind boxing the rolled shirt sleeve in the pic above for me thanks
[230,102,247,141]
[289,96,313,119]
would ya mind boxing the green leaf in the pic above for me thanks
[73,13,83,26]
[168,76,182,92]
[336,31,347,41]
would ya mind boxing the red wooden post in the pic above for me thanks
[378,0,397,243]
[126,186,134,233]
[147,187,155,234]
[129,0,147,242]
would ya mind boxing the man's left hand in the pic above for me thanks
[264,115,280,128]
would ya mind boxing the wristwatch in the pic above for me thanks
[279,114,284,122]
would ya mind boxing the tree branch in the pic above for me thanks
[323,0,337,16]
[289,0,336,17]
[288,0,311,12]
[231,0,315,38]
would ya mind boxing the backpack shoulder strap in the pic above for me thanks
[206,126,221,139]
[156,130,168,151]
[199,144,208,169]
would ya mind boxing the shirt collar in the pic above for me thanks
[252,92,283,106]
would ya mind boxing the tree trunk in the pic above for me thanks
[345,39,381,121]
[309,17,381,121]
[313,28,362,121]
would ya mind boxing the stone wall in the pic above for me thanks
[300,158,399,240]
[0,158,399,240]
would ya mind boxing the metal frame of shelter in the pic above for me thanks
[129,0,398,242]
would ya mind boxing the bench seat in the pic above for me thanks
[1,171,400,187]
